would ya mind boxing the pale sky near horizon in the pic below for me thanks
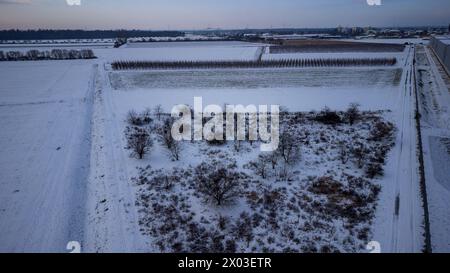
[0,0,449,30]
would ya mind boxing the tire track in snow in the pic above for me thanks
[390,46,422,253]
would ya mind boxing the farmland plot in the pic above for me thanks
[0,60,94,252]
[416,45,450,252]
[0,42,422,253]
[95,48,414,252]
[110,68,402,90]
[95,41,263,62]
[128,111,396,253]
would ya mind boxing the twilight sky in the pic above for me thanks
[0,0,449,30]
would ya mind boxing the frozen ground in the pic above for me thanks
[416,45,450,252]
[103,45,424,253]
[109,68,402,90]
[0,41,437,253]
[372,46,423,253]
[96,41,263,62]
[0,60,95,252]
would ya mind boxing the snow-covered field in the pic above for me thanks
[0,60,95,252]
[0,40,443,253]
[96,41,263,62]
[99,43,422,253]
[109,68,401,90]
[415,45,450,252]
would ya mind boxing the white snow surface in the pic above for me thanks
[0,41,438,253]
[0,60,95,252]
[96,41,263,62]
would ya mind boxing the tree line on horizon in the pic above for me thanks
[0,30,185,41]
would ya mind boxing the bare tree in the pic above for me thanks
[194,161,242,206]
[158,117,181,161]
[127,127,152,159]
[154,104,164,121]
[344,103,361,126]
[277,129,301,165]
[245,154,270,179]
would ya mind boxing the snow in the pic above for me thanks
[96,41,263,62]
[108,87,399,114]
[416,45,450,252]
[104,47,421,253]
[83,66,147,252]
[0,60,94,252]
[109,68,402,90]
[0,40,444,253]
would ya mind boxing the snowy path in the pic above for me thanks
[0,61,94,252]
[389,46,423,252]
[373,46,423,253]
[83,65,148,252]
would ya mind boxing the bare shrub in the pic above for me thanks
[127,109,152,126]
[224,239,237,253]
[344,103,361,126]
[245,154,271,179]
[233,212,254,247]
[369,121,395,141]
[314,107,342,125]
[365,163,384,179]
[351,142,368,169]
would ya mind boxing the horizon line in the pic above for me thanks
[0,25,448,32]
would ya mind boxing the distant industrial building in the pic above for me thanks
[430,36,450,74]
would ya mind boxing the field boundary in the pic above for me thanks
[413,47,432,253]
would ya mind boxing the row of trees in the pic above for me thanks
[111,58,397,70]
[0,49,95,61]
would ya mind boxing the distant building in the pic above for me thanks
[430,36,450,75]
